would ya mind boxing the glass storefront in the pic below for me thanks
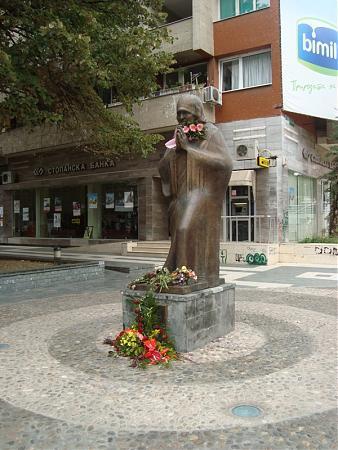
[13,190,36,237]
[40,186,87,238]
[101,184,138,239]
[288,171,317,241]
[12,182,138,240]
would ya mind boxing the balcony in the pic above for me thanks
[112,86,216,132]
[161,0,216,63]
[162,18,193,57]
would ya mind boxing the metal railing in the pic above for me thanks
[221,215,278,243]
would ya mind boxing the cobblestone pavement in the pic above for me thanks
[0,271,337,450]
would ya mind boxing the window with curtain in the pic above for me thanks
[220,0,270,19]
[220,51,272,92]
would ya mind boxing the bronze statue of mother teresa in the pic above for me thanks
[159,94,233,288]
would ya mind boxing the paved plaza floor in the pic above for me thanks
[0,268,337,449]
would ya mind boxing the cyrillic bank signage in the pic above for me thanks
[280,1,338,120]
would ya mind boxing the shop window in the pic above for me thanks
[102,184,138,239]
[287,172,317,241]
[220,0,270,20]
[220,50,272,92]
[41,186,87,238]
[13,190,36,237]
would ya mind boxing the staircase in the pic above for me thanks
[122,241,170,259]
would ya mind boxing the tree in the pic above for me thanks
[0,0,172,157]
[325,122,338,236]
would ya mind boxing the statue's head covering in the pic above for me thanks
[177,94,206,122]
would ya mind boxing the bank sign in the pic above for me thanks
[280,0,338,120]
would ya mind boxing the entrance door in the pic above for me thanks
[225,185,254,242]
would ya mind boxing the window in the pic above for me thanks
[220,0,270,19]
[163,63,208,89]
[220,51,272,92]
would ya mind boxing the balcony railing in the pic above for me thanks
[111,85,215,131]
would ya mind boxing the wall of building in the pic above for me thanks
[213,0,282,122]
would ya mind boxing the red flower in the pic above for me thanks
[189,124,197,132]
[145,349,163,363]
[143,338,157,351]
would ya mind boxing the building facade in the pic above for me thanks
[0,0,336,245]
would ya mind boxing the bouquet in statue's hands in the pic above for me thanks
[165,121,206,149]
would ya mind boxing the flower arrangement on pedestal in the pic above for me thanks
[129,266,197,292]
[105,266,198,368]
[104,291,177,368]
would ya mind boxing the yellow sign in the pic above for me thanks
[257,156,270,168]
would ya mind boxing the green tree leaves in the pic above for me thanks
[0,0,172,156]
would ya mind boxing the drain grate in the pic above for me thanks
[231,404,262,417]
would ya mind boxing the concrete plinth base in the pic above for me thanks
[122,283,235,352]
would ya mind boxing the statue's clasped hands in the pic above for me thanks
[175,125,189,151]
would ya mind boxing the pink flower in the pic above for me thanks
[183,126,190,133]
[136,332,144,341]
[196,123,204,131]
[189,124,197,132]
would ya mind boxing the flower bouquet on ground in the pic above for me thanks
[128,266,197,292]
[104,292,177,368]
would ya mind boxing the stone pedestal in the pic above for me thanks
[122,283,235,352]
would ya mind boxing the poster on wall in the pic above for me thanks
[14,200,20,214]
[280,0,338,120]
[88,193,98,209]
[43,198,50,212]
[54,213,61,228]
[22,207,29,221]
[115,192,125,211]
[72,201,81,216]
[54,197,62,212]
[105,192,114,209]
[124,191,134,209]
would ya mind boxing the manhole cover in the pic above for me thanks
[0,343,10,350]
[231,405,262,417]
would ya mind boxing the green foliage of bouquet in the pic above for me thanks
[129,266,197,292]
[104,292,177,368]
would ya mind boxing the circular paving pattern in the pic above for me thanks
[47,312,312,385]
[0,299,336,438]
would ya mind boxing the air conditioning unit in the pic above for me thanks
[234,142,257,160]
[203,86,222,105]
[1,171,13,184]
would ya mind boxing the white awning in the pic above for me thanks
[229,170,255,186]
[229,170,256,199]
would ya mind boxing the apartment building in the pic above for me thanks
[0,0,336,245]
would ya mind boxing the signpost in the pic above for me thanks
[257,156,270,168]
